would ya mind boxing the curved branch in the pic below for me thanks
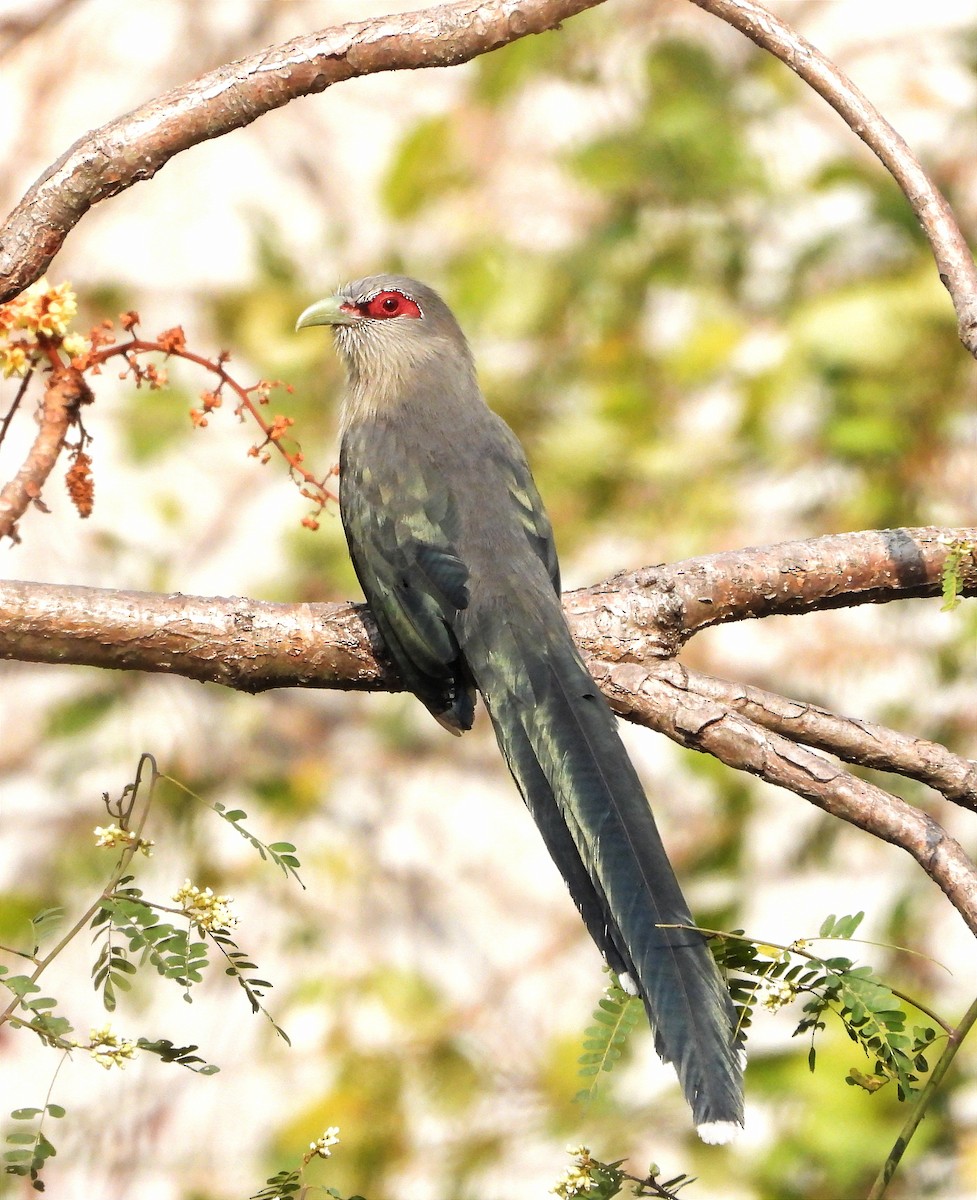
[0,0,606,303]
[594,657,977,938]
[0,366,91,542]
[676,667,977,812]
[688,0,977,357]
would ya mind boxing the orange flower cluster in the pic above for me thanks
[0,279,88,376]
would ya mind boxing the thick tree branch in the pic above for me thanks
[1,528,971,689]
[0,585,382,693]
[563,527,977,657]
[2,0,971,363]
[688,0,977,357]
[594,657,977,938]
[0,0,606,303]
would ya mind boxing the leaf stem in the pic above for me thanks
[867,993,977,1199]
[684,924,955,1035]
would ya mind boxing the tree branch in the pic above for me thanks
[2,527,973,936]
[674,666,977,812]
[563,527,977,657]
[0,366,91,543]
[593,657,977,938]
[0,584,383,693]
[0,0,606,303]
[688,0,977,358]
[1,528,971,688]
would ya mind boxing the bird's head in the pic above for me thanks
[296,275,475,418]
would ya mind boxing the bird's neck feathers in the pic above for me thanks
[336,325,480,434]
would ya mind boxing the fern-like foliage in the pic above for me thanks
[577,914,946,1108]
[210,930,291,1044]
[0,968,73,1048]
[136,1038,218,1074]
[575,979,643,1102]
[208,799,304,886]
[3,1103,65,1193]
[250,1168,369,1200]
[251,1168,302,1199]
[939,538,973,612]
[717,912,942,1101]
[91,876,209,1005]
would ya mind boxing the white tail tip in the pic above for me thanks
[617,971,640,996]
[696,1120,743,1146]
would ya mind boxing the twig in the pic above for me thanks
[0,365,91,541]
[0,755,160,1029]
[867,993,977,1199]
[0,366,33,449]
[687,0,977,357]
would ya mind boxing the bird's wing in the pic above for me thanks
[339,431,475,730]
[489,416,561,595]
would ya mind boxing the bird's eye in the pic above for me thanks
[360,290,422,320]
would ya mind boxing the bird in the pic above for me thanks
[296,274,744,1142]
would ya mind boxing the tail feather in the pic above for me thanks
[465,605,744,1132]
[485,704,636,984]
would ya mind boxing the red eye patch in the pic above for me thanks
[358,290,422,320]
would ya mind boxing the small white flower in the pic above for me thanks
[88,1024,138,1069]
[93,823,154,855]
[305,1126,340,1163]
[173,879,239,932]
[761,979,797,1012]
[552,1147,598,1197]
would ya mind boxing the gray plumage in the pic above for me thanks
[297,274,745,1140]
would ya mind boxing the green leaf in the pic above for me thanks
[940,543,970,611]
[33,1132,56,1162]
[2,975,40,999]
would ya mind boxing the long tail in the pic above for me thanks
[463,600,744,1139]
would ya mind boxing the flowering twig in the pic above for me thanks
[0,281,336,542]
[0,754,160,1030]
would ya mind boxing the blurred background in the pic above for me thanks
[0,1,974,1197]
